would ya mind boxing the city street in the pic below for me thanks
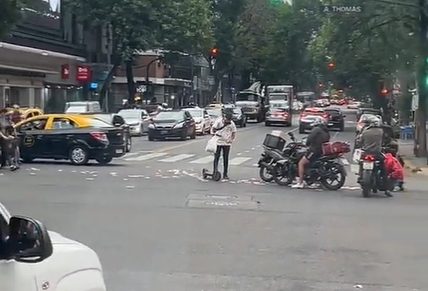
[1,107,428,290]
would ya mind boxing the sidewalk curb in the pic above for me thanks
[402,156,428,175]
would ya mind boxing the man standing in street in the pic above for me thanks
[210,110,237,180]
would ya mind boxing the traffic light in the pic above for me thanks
[210,47,218,56]
[328,62,334,68]
[318,83,323,88]
[381,89,388,94]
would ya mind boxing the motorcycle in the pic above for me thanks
[355,149,393,197]
[274,133,348,190]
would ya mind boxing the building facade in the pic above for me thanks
[0,0,94,112]
[111,50,214,110]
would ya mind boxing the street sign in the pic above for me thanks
[412,94,419,111]
[321,5,363,13]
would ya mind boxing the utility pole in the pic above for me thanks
[416,0,428,157]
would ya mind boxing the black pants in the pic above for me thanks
[213,145,230,175]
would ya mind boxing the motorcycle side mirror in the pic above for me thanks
[287,132,294,138]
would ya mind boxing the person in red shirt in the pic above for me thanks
[384,153,404,191]
[9,104,22,125]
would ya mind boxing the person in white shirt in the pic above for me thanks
[210,111,237,179]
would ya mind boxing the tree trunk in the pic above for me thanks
[125,60,135,103]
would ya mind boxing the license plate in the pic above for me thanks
[353,149,362,163]
[116,149,123,154]
[339,157,349,165]
[161,130,167,134]
[328,123,333,126]
[362,162,373,169]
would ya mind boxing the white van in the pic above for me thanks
[0,202,106,291]
[65,101,102,114]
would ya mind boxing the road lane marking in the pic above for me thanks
[229,157,252,165]
[189,155,214,164]
[125,152,168,161]
[122,151,152,158]
[158,154,195,162]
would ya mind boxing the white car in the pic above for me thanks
[118,108,150,136]
[0,202,106,291]
[347,101,361,109]
[184,108,211,135]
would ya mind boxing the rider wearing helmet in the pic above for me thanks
[292,116,330,189]
[359,115,392,196]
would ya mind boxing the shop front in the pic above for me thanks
[0,42,86,111]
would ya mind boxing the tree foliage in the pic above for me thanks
[0,0,29,38]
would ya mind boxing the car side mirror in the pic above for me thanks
[114,123,122,127]
[7,216,53,263]
[288,132,294,138]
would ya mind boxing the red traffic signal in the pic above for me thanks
[210,47,218,55]
[381,89,388,94]
[318,83,323,87]
[328,62,334,68]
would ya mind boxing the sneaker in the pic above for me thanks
[384,191,393,197]
[223,175,229,180]
[292,182,305,189]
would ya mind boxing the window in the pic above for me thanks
[19,118,48,131]
[87,118,113,128]
[51,118,77,129]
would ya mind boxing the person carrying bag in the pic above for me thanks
[209,111,236,180]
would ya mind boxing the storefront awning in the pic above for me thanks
[0,64,58,74]
[0,42,86,62]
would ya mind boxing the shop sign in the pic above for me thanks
[76,65,91,82]
[61,64,69,79]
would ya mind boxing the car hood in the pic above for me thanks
[125,119,141,124]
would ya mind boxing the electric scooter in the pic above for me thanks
[202,168,222,181]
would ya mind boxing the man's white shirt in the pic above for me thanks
[212,118,237,146]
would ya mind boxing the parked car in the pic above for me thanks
[325,108,345,131]
[148,110,196,141]
[205,108,223,126]
[117,108,150,136]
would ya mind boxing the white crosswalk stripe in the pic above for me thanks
[229,157,252,165]
[125,152,168,161]
[189,155,214,164]
[121,151,351,167]
[158,154,195,162]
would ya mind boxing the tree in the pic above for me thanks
[64,0,213,101]
[0,0,28,37]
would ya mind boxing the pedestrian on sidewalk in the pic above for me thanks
[210,110,237,180]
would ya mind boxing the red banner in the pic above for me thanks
[61,64,69,79]
[76,65,91,82]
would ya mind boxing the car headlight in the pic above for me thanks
[196,120,202,124]
[148,124,155,129]
[174,122,184,128]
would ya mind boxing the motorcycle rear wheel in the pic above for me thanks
[320,163,346,191]
[361,170,372,197]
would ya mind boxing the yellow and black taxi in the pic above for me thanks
[147,110,196,141]
[6,107,43,120]
[79,113,132,152]
[14,114,126,165]
[265,100,291,127]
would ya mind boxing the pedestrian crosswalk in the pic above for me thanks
[122,151,260,167]
[121,150,352,168]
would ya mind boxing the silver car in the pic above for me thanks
[118,109,150,136]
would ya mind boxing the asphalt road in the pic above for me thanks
[1,106,428,291]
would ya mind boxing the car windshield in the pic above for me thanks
[155,111,183,120]
[88,118,113,127]
[186,109,203,117]
[118,110,145,119]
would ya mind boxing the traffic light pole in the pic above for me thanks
[415,0,428,157]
